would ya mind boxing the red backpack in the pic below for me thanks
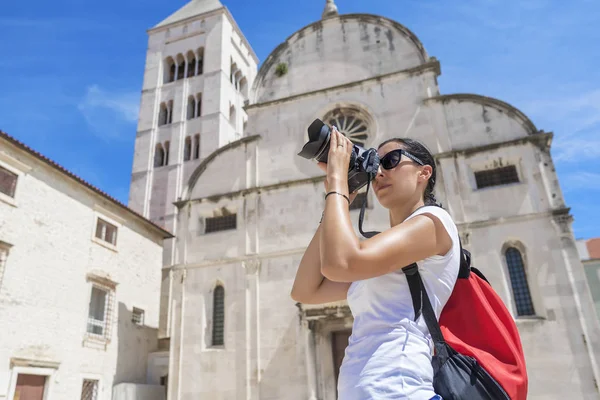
[356,188,528,399]
[402,244,529,400]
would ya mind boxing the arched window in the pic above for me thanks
[193,134,200,159]
[505,247,535,316]
[167,100,173,124]
[239,76,248,98]
[154,143,165,167]
[164,57,176,83]
[323,107,369,148]
[229,105,236,126]
[197,48,204,75]
[176,54,185,80]
[164,141,170,166]
[230,61,237,85]
[212,285,225,346]
[158,103,168,126]
[187,96,196,120]
[186,51,196,78]
[184,136,192,161]
[196,93,202,117]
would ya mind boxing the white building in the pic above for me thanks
[0,131,173,400]
[129,1,600,399]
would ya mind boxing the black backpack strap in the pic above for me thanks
[403,264,450,364]
[402,234,470,358]
[404,235,468,320]
[358,178,380,238]
[403,263,423,322]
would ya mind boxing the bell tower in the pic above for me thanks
[127,0,258,266]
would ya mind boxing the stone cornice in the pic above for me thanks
[245,59,441,111]
[434,131,553,160]
[457,207,570,230]
[169,208,571,270]
[176,174,325,207]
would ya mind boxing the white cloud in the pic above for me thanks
[78,85,139,141]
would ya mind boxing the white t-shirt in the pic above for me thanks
[337,206,460,400]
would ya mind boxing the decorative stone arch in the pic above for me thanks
[180,135,261,201]
[500,240,539,318]
[426,94,538,135]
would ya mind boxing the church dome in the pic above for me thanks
[251,13,429,104]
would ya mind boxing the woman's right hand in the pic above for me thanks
[317,162,359,205]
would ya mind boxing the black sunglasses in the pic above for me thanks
[380,149,425,170]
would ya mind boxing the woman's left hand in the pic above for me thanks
[325,127,353,193]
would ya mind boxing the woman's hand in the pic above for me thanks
[316,127,358,204]
[325,127,354,194]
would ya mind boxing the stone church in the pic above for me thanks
[128,0,600,398]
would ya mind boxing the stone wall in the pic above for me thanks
[0,139,165,400]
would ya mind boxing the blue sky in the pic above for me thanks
[0,0,598,239]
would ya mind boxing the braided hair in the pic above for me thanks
[378,138,440,207]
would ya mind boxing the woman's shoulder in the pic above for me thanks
[408,205,456,226]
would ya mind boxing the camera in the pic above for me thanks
[297,118,380,194]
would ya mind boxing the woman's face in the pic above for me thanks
[373,141,429,209]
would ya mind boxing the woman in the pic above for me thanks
[291,127,460,400]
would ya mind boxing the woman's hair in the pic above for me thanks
[378,138,439,206]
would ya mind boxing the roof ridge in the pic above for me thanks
[154,0,224,29]
[0,130,173,239]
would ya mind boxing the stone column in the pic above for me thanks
[244,259,261,400]
[552,212,600,390]
[304,320,319,400]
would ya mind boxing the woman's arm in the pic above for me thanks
[290,223,351,304]
[320,201,452,282]
[319,129,452,282]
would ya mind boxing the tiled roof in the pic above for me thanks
[154,0,223,28]
[0,130,174,239]
[586,238,600,260]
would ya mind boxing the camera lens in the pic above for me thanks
[297,119,331,163]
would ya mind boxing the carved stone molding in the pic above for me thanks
[552,209,573,235]
[243,259,261,275]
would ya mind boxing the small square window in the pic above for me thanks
[132,307,145,325]
[205,214,237,233]
[474,165,519,189]
[95,218,118,246]
[0,166,18,198]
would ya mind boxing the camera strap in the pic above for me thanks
[358,174,381,239]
